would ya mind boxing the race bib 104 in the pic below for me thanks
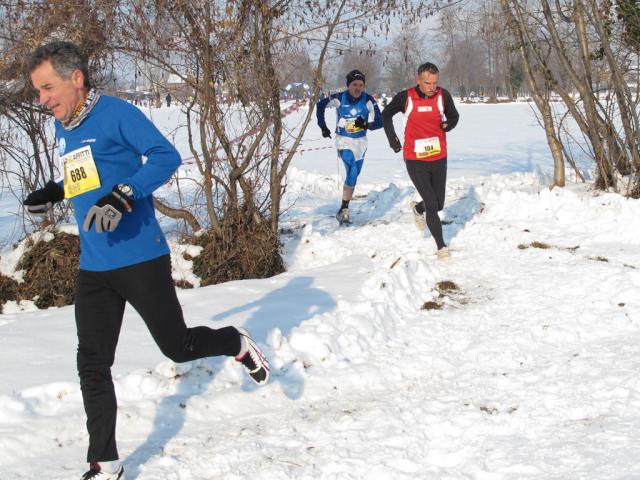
[414,136,441,158]
[62,145,101,198]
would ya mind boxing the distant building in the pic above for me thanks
[166,73,192,103]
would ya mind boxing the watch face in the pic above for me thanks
[118,184,132,197]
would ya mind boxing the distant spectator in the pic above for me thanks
[165,92,172,107]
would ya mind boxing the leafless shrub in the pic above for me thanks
[16,231,79,309]
[0,1,120,243]
[501,0,640,194]
[0,273,19,312]
[192,209,284,286]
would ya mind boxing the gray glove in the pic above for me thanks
[83,185,134,233]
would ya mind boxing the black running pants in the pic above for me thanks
[75,254,240,462]
[405,158,447,249]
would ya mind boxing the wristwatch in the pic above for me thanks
[117,183,133,199]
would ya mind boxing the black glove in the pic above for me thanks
[321,127,332,138]
[83,184,134,233]
[390,137,402,153]
[354,116,368,130]
[23,180,65,216]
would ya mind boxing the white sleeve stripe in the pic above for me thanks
[366,100,375,122]
[402,96,413,128]
[437,93,445,120]
[327,98,341,109]
[404,96,413,119]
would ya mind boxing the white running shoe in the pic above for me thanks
[235,327,270,385]
[80,462,125,480]
[436,247,451,260]
[410,201,426,230]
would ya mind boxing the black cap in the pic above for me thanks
[346,70,365,86]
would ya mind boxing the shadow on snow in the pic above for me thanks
[126,275,336,478]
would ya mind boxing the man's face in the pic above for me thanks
[30,60,86,123]
[416,71,439,97]
[348,80,365,99]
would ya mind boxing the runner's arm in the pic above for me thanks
[442,89,459,132]
[366,94,383,131]
[117,105,181,199]
[316,96,331,130]
[316,94,341,131]
[382,90,407,147]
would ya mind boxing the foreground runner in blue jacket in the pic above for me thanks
[316,70,382,225]
[24,41,269,480]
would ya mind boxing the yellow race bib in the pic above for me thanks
[62,146,101,198]
[414,137,441,159]
[345,119,364,133]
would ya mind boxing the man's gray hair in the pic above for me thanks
[418,62,439,75]
[28,41,90,89]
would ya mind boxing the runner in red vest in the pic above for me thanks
[382,62,459,259]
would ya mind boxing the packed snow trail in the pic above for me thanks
[2,101,640,479]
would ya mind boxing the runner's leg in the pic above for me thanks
[75,269,126,463]
[111,255,240,362]
[405,159,446,249]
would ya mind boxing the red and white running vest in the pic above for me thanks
[403,87,447,161]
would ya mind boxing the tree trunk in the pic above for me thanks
[501,0,565,186]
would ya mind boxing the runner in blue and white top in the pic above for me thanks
[316,69,382,224]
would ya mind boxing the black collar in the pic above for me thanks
[415,85,438,98]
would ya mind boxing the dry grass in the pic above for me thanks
[437,280,459,291]
[421,301,442,310]
[2,210,285,309]
[530,241,551,249]
[16,232,80,309]
[421,280,465,311]
[174,279,194,289]
[518,241,552,250]
[193,210,285,286]
[0,274,20,313]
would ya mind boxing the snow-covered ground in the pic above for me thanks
[1,101,639,480]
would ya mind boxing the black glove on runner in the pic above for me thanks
[354,116,368,130]
[321,127,332,138]
[390,137,402,153]
[83,185,134,233]
[23,180,65,216]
